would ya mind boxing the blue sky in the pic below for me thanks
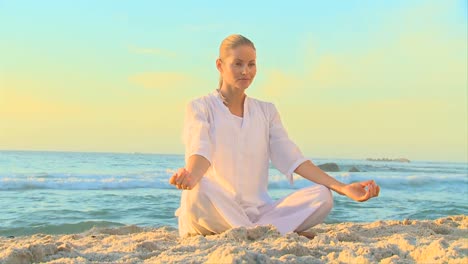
[0,0,467,162]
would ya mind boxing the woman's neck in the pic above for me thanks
[219,84,246,108]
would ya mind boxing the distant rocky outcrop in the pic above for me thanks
[318,163,340,172]
[349,166,360,172]
[366,158,410,163]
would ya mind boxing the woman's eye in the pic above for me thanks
[236,63,242,66]
[249,63,256,67]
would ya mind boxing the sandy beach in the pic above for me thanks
[0,215,466,264]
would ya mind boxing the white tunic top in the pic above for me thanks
[181,90,309,215]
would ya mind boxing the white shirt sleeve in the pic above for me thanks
[182,99,213,164]
[268,103,308,185]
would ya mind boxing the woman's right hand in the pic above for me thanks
[169,168,195,190]
[169,155,211,190]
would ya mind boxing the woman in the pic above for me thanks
[169,34,380,238]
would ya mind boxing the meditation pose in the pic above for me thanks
[169,34,380,238]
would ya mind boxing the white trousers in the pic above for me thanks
[176,178,333,237]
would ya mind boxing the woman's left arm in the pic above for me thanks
[294,160,380,202]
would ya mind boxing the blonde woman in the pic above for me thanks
[169,34,380,238]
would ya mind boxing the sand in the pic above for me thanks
[1,215,466,264]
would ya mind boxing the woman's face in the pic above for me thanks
[217,45,257,90]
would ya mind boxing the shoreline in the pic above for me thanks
[1,215,466,264]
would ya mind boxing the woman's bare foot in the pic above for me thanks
[296,231,316,239]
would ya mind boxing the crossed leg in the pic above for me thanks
[177,179,333,238]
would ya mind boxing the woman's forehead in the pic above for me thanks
[228,45,256,61]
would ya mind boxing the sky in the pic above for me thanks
[0,0,467,162]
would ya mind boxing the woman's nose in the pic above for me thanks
[241,66,247,75]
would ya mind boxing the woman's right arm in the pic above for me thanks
[169,100,213,190]
[169,154,210,190]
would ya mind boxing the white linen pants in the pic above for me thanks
[175,178,333,237]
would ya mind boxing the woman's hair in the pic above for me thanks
[218,34,256,88]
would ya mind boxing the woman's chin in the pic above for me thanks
[233,84,250,91]
[236,82,252,90]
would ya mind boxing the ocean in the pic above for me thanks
[0,150,466,237]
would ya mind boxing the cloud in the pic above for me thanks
[128,45,178,58]
[0,88,82,120]
[307,55,352,89]
[283,97,466,162]
[182,23,224,32]
[0,83,186,153]
[257,1,466,103]
[255,69,303,99]
[253,1,467,162]
[111,13,129,23]
[128,71,196,89]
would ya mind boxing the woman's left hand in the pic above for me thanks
[341,180,380,202]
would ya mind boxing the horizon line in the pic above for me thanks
[1,148,466,164]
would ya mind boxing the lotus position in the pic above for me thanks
[169,34,380,238]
